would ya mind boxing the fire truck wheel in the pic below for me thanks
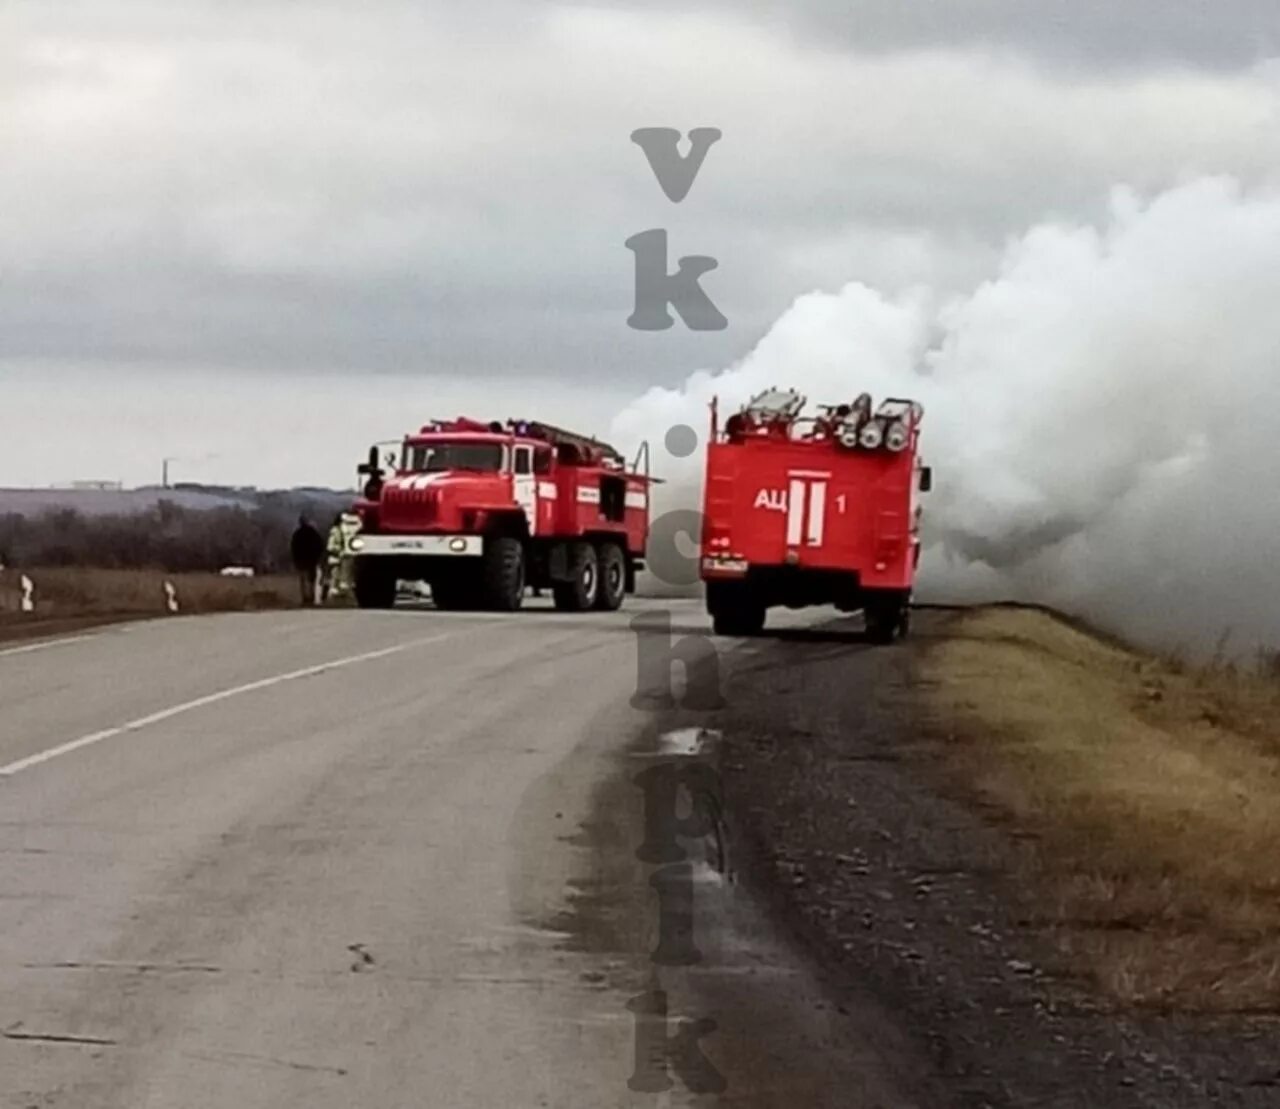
[354,562,396,609]
[553,541,598,611]
[481,537,526,611]
[711,604,766,637]
[594,542,626,611]
[864,597,906,644]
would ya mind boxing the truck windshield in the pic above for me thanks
[407,442,503,473]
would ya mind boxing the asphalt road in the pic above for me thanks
[0,599,927,1108]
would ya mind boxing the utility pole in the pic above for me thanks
[162,458,174,488]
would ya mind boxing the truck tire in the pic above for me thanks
[864,595,906,644]
[711,604,766,637]
[481,537,525,611]
[354,561,396,609]
[707,581,766,636]
[552,541,598,611]
[594,542,626,611]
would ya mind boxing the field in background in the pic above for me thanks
[0,567,297,643]
[0,493,351,576]
[923,607,1280,1012]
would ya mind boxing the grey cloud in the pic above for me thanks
[587,0,1280,72]
[1,0,1278,394]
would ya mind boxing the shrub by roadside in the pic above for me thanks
[0,497,349,575]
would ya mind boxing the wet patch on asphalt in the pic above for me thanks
[521,673,936,1107]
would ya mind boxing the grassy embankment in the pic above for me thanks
[923,607,1280,1012]
[0,567,297,644]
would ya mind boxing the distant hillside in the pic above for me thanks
[0,485,359,573]
[0,484,355,519]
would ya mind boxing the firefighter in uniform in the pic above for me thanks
[323,512,361,600]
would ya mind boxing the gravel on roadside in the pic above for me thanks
[664,609,1280,1108]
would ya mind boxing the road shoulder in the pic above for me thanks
[693,609,1280,1108]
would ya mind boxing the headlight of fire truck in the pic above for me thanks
[884,420,909,452]
[858,419,884,450]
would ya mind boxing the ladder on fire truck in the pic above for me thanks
[506,419,622,464]
[507,418,658,482]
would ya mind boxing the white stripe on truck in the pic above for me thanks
[787,479,805,546]
[806,480,826,546]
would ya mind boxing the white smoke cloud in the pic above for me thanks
[613,178,1280,653]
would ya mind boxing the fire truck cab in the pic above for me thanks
[700,388,931,641]
[351,418,652,612]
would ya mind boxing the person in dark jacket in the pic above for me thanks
[290,515,325,606]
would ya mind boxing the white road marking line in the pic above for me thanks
[0,632,453,778]
[0,634,99,659]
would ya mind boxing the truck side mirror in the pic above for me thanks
[919,466,933,493]
[357,445,382,477]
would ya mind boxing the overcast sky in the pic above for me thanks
[2,1,1278,488]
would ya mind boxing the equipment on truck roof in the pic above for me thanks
[505,419,624,465]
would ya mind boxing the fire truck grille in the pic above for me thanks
[384,485,435,523]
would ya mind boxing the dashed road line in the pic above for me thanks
[0,634,100,659]
[0,632,453,777]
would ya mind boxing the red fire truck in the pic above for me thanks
[351,418,653,612]
[700,388,931,641]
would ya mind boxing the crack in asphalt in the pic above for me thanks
[22,961,224,974]
[2,1024,117,1047]
[180,1049,348,1076]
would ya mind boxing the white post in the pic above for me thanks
[163,581,180,614]
[20,575,34,613]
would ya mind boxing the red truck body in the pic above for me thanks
[352,417,652,612]
[699,389,930,639]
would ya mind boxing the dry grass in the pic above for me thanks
[922,606,1280,1013]
[0,567,297,642]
